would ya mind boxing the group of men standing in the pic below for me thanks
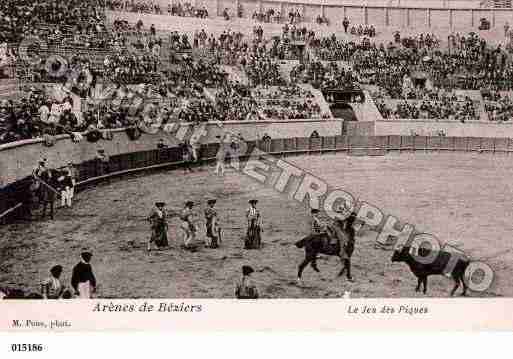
[147,199,221,251]
[147,197,263,251]
[31,158,77,219]
[35,251,97,300]
[214,133,245,176]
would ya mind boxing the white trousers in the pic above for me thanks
[181,222,196,247]
[191,148,199,162]
[215,160,225,175]
[61,186,74,207]
[78,281,92,299]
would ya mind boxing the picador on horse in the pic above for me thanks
[295,204,357,283]
[30,160,60,220]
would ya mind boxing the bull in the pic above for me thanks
[391,245,469,296]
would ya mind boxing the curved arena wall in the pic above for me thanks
[2,132,513,223]
[0,119,343,186]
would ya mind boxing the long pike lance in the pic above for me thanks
[33,175,61,198]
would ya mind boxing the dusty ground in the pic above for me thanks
[1,151,512,298]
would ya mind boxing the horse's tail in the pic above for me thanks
[295,236,308,248]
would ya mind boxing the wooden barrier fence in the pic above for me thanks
[2,134,513,223]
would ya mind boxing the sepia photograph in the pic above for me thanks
[0,0,512,306]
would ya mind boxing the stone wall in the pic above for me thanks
[109,0,511,34]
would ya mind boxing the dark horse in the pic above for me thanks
[38,169,60,220]
[295,217,356,283]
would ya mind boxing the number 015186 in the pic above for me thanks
[10,344,44,352]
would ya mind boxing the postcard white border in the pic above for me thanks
[1,299,512,332]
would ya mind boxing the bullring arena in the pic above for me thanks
[2,150,513,298]
[1,0,513,299]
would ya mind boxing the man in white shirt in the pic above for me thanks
[62,100,72,112]
[38,103,50,123]
[49,102,62,124]
[152,42,161,57]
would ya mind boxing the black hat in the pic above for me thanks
[155,202,166,207]
[185,201,194,207]
[242,265,254,276]
[311,209,319,214]
[248,199,258,204]
[207,199,216,205]
[50,265,63,276]
[81,251,93,262]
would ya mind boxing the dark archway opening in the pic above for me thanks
[330,103,357,121]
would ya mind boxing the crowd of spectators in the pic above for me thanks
[5,8,513,146]
[350,25,376,38]
[482,88,505,102]
[107,1,209,18]
[0,80,230,145]
[104,51,160,84]
[190,26,288,86]
[0,73,223,145]
[482,91,513,121]
[259,98,322,120]
[183,57,228,87]
[215,82,259,122]
[252,9,282,24]
[0,88,85,145]
[252,8,303,24]
[213,84,326,121]
[251,85,315,100]
[309,29,513,103]
[0,0,105,44]
[13,14,169,85]
[0,42,15,78]
[485,98,513,121]
[167,2,209,18]
[193,29,244,52]
[169,31,192,50]
[282,24,315,43]
[398,32,440,50]
[244,52,285,87]
[252,86,325,120]
[107,1,162,14]
[291,61,359,91]
[310,34,356,62]
[375,97,477,122]
[286,9,303,24]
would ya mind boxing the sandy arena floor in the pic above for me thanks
[1,152,512,298]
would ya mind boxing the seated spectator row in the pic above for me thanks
[291,61,359,91]
[375,98,478,121]
[482,91,513,121]
[0,0,105,43]
[107,1,208,18]
[313,31,512,97]
[350,25,376,38]
[6,12,513,148]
